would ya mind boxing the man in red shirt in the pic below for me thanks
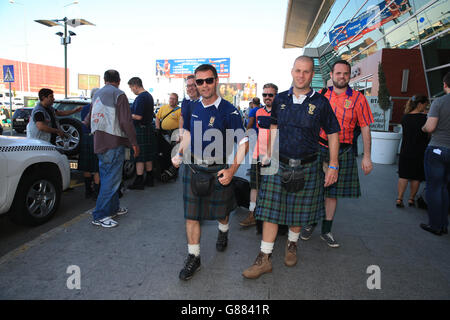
[300,60,374,247]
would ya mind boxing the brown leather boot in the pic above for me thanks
[239,211,256,227]
[242,252,272,279]
[284,240,298,267]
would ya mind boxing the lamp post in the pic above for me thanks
[35,17,94,98]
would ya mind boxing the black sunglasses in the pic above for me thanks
[262,93,274,97]
[195,77,215,86]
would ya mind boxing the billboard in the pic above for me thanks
[219,81,257,104]
[78,74,100,90]
[156,58,230,78]
[0,58,66,95]
[329,0,412,49]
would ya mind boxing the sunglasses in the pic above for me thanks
[195,77,215,86]
[262,93,274,97]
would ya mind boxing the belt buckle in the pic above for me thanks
[289,158,301,167]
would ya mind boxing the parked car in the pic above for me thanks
[12,107,33,133]
[53,98,91,157]
[0,136,71,226]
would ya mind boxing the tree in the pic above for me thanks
[378,62,391,131]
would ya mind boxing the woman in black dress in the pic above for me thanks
[396,95,430,207]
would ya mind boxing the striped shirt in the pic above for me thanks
[319,86,373,144]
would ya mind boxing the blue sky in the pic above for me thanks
[0,0,304,102]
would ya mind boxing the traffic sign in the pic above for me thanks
[3,65,15,83]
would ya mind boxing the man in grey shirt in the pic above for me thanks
[421,71,450,236]
[85,70,139,228]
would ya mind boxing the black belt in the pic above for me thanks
[279,154,317,167]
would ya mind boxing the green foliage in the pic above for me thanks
[378,63,391,111]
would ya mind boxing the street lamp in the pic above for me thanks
[35,17,94,98]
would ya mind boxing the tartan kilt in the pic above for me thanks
[249,162,262,190]
[183,164,237,221]
[132,124,157,162]
[78,133,99,172]
[319,144,361,198]
[254,158,325,227]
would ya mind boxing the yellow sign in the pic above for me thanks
[78,74,100,90]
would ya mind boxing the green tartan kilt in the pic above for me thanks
[78,133,99,173]
[319,144,361,198]
[254,158,325,227]
[132,124,157,162]
[183,164,237,221]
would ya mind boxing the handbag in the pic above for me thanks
[188,165,215,197]
[280,166,305,193]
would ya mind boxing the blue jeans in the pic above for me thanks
[424,146,450,230]
[93,145,125,221]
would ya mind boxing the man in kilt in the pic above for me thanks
[242,56,341,279]
[127,77,157,189]
[300,60,374,248]
[172,64,249,281]
[79,88,100,199]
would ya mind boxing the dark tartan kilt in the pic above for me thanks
[132,124,157,162]
[78,133,99,173]
[249,162,262,190]
[183,164,237,221]
[254,158,325,227]
[319,144,361,198]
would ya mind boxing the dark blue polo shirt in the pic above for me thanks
[248,106,261,134]
[131,91,154,126]
[183,97,245,159]
[80,104,91,134]
[271,87,340,159]
[181,97,199,128]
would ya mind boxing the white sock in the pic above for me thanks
[188,244,200,257]
[249,202,256,212]
[218,222,229,233]
[260,241,274,254]
[288,230,300,243]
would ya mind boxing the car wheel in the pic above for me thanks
[9,170,62,226]
[123,159,135,180]
[55,118,82,156]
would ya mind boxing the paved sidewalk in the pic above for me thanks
[0,157,449,299]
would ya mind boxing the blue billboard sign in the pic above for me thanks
[156,58,230,78]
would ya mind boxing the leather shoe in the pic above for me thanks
[420,223,442,236]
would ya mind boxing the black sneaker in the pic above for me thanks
[216,230,228,252]
[128,175,145,190]
[300,225,315,241]
[320,232,340,248]
[179,254,201,281]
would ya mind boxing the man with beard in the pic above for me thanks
[300,59,374,248]
[172,64,248,281]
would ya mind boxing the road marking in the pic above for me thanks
[0,209,94,266]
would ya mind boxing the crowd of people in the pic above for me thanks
[23,57,449,281]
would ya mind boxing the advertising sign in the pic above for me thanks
[78,74,100,90]
[329,0,412,49]
[156,58,230,78]
[367,96,391,131]
[218,81,257,105]
[0,58,66,95]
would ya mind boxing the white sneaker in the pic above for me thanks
[112,207,128,218]
[92,217,119,228]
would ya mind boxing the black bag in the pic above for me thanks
[232,176,250,208]
[190,167,215,197]
[280,167,305,193]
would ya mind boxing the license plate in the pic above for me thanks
[69,160,78,170]
[16,119,24,122]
